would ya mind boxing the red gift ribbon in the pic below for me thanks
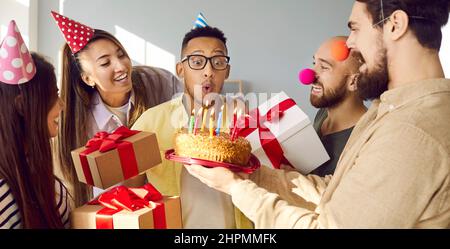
[234,98,296,169]
[88,183,167,229]
[78,126,140,186]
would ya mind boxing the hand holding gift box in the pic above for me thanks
[71,126,162,189]
[235,91,330,174]
[71,183,182,229]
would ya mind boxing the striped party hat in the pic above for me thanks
[0,20,36,85]
[193,13,208,29]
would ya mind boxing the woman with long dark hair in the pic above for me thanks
[51,12,183,207]
[0,21,68,228]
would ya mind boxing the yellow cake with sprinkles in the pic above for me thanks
[173,129,252,166]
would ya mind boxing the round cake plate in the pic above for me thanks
[164,149,260,174]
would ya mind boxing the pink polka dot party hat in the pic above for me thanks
[0,20,36,85]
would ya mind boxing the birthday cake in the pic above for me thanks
[173,129,252,166]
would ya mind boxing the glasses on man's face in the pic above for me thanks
[372,0,429,28]
[372,16,390,28]
[372,0,389,28]
[181,55,230,70]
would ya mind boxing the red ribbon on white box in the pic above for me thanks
[88,183,167,229]
[234,98,296,169]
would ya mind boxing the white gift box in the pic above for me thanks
[244,91,330,174]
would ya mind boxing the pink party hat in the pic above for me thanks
[0,20,36,85]
[51,11,95,54]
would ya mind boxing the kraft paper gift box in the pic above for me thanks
[240,91,329,174]
[71,127,162,189]
[71,196,182,229]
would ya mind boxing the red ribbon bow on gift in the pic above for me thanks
[89,183,163,211]
[85,126,140,153]
[234,98,296,169]
[79,126,140,186]
[88,183,167,229]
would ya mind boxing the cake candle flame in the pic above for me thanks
[216,105,224,136]
[201,100,209,132]
[230,107,237,135]
[188,109,195,134]
[231,109,242,141]
[209,108,215,138]
[193,108,202,135]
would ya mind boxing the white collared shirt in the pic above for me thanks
[104,102,129,128]
[88,91,135,197]
[88,91,135,138]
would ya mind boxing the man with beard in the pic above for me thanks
[310,36,366,177]
[184,0,450,228]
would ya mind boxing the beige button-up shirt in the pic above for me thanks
[231,78,450,228]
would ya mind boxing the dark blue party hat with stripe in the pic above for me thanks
[193,13,208,29]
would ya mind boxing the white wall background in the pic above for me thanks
[0,0,38,51]
[440,24,450,78]
[1,0,447,119]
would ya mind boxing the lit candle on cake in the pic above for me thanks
[215,105,224,136]
[230,107,237,136]
[209,108,215,138]
[188,109,195,134]
[193,107,202,135]
[231,109,242,141]
[201,100,209,132]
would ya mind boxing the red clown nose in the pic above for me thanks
[298,68,316,85]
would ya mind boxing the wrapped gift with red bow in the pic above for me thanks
[71,183,182,229]
[234,91,329,174]
[71,126,162,189]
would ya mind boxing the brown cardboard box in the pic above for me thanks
[71,196,182,229]
[71,131,162,189]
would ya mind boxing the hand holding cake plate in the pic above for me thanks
[165,149,260,174]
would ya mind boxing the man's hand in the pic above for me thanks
[184,164,249,195]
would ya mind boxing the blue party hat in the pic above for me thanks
[193,13,208,29]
